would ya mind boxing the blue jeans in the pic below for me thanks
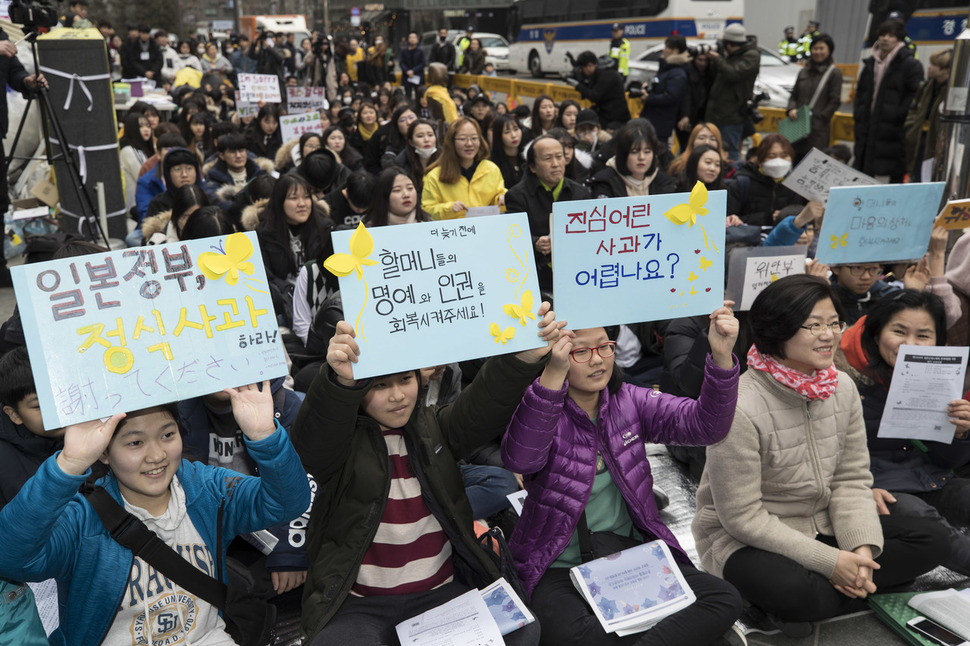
[460,464,519,518]
[125,227,144,247]
[719,122,744,162]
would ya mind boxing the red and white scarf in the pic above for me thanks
[747,345,839,401]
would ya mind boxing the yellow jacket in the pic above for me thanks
[422,160,507,220]
[346,48,365,81]
[424,84,459,124]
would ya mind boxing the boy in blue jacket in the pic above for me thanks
[0,381,310,646]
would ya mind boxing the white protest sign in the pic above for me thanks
[237,73,282,103]
[286,86,329,113]
[234,92,258,118]
[726,245,808,311]
[280,113,323,143]
[783,148,879,204]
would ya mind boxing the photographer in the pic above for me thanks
[638,34,690,143]
[304,35,338,104]
[563,50,630,132]
[0,29,46,285]
[704,24,759,161]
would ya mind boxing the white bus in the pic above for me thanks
[507,0,745,78]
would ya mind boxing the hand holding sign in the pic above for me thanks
[514,301,566,364]
[56,413,127,476]
[708,302,738,369]
[328,320,361,386]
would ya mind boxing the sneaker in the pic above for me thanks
[723,624,747,645]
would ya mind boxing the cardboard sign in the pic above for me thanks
[783,147,879,203]
[234,92,258,118]
[816,183,946,265]
[935,199,970,230]
[327,214,544,379]
[286,86,329,113]
[552,184,726,329]
[236,73,282,103]
[280,112,323,143]
[12,233,287,428]
[726,245,808,311]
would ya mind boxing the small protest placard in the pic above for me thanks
[286,86,328,113]
[280,112,323,143]
[783,147,879,203]
[816,182,946,265]
[12,233,287,428]
[936,199,970,230]
[726,245,808,311]
[326,214,544,379]
[552,183,726,329]
[237,73,282,103]
[234,92,258,118]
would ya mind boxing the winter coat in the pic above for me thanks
[502,355,739,595]
[135,164,165,221]
[0,425,310,646]
[505,170,590,294]
[589,164,678,199]
[574,67,631,130]
[0,415,60,509]
[144,147,204,220]
[830,278,898,326]
[430,40,457,71]
[787,60,843,152]
[725,162,805,227]
[304,51,338,102]
[853,46,923,179]
[363,122,405,175]
[290,353,546,641]
[679,59,715,129]
[422,159,507,220]
[639,55,689,141]
[459,48,486,75]
[0,30,29,137]
[399,46,427,81]
[121,37,163,80]
[693,369,883,579]
[705,38,760,126]
[203,156,271,211]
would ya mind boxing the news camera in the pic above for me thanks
[9,0,59,31]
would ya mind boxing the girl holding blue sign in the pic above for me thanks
[502,305,745,645]
[0,384,311,646]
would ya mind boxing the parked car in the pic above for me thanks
[626,40,799,109]
[419,30,513,73]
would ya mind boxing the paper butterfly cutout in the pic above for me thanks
[503,290,536,326]
[490,323,515,344]
[830,233,848,249]
[198,232,256,286]
[324,222,378,279]
[664,181,718,252]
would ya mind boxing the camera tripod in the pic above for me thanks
[6,28,109,248]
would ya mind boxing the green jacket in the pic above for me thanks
[704,38,760,126]
[291,353,545,642]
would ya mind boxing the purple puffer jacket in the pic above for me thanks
[502,354,739,596]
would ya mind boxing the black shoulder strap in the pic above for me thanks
[85,487,228,610]
[577,510,595,564]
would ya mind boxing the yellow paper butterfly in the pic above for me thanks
[664,181,718,252]
[503,290,536,326]
[770,273,779,282]
[490,323,516,345]
[830,233,849,249]
[699,256,713,272]
[324,222,378,279]
[687,271,698,283]
[198,232,256,286]
[688,286,698,296]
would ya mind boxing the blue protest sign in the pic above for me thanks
[12,232,287,428]
[552,184,726,329]
[816,182,945,264]
[327,214,545,379]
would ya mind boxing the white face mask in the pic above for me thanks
[414,145,437,159]
[761,157,791,179]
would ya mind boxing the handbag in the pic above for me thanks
[782,63,837,144]
[85,487,276,646]
[576,510,643,563]
[477,525,530,601]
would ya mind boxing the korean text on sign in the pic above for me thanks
[12,232,287,427]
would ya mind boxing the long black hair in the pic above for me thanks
[261,174,331,277]
[120,112,154,159]
[679,144,725,191]
[363,167,430,227]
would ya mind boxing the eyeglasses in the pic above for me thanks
[799,321,848,336]
[844,265,882,277]
[454,136,480,145]
[170,166,195,176]
[569,341,617,363]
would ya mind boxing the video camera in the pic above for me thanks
[687,42,722,58]
[9,0,59,31]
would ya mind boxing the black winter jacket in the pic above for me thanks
[853,46,923,179]
[0,415,61,509]
[589,165,678,199]
[639,57,689,141]
[725,162,805,227]
[575,68,631,130]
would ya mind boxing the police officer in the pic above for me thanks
[797,20,820,61]
[608,23,630,78]
[779,26,800,62]
[457,26,474,71]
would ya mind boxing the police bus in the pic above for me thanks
[507,0,745,78]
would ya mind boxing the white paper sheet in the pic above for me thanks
[396,588,504,645]
[27,579,59,636]
[464,206,501,218]
[506,489,528,516]
[877,345,969,442]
